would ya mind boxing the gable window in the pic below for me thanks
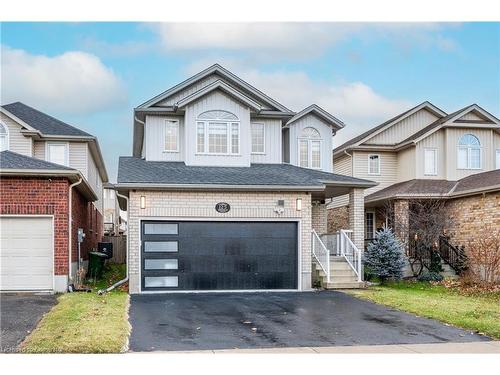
[251,123,265,154]
[164,120,179,152]
[196,110,239,155]
[424,148,437,176]
[368,154,380,175]
[496,150,500,169]
[298,127,322,169]
[458,134,481,169]
[0,122,8,151]
[47,143,68,166]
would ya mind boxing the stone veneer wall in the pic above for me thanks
[127,190,312,294]
[327,205,349,233]
[446,191,500,248]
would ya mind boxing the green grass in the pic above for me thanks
[348,282,500,340]
[21,264,130,353]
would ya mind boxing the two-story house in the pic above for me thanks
[115,64,376,294]
[330,101,500,271]
[0,102,108,292]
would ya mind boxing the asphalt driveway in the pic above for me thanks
[129,291,490,352]
[0,294,57,353]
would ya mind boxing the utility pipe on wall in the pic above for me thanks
[68,177,83,284]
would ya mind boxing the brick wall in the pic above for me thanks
[446,192,500,248]
[0,177,69,275]
[349,188,365,250]
[311,203,327,234]
[127,190,312,293]
[327,205,349,233]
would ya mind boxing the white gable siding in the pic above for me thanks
[353,151,397,197]
[87,145,103,212]
[456,111,487,122]
[144,115,184,162]
[333,153,352,176]
[415,129,446,179]
[184,90,251,167]
[250,118,282,164]
[288,114,333,172]
[396,146,416,182]
[33,141,45,160]
[69,142,88,177]
[156,74,219,106]
[0,113,32,157]
[365,109,440,145]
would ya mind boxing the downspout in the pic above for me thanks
[344,149,353,176]
[68,177,83,284]
[98,190,129,295]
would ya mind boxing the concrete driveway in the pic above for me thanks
[0,294,57,353]
[129,291,490,352]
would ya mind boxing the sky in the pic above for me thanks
[1,22,499,182]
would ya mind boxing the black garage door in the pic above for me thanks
[141,221,298,291]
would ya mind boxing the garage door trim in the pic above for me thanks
[0,214,55,292]
[137,217,302,294]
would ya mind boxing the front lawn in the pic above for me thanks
[21,264,130,353]
[348,282,500,340]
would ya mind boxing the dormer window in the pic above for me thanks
[0,122,8,151]
[164,120,179,152]
[458,134,481,169]
[298,127,322,169]
[196,110,240,155]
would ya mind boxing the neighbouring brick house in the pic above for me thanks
[0,103,108,292]
[329,101,500,276]
[114,64,376,294]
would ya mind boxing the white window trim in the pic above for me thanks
[251,122,266,155]
[163,119,180,153]
[457,145,482,170]
[45,142,69,166]
[424,148,438,176]
[195,120,241,156]
[0,121,9,151]
[365,211,376,240]
[367,154,381,175]
[297,138,322,170]
[496,149,500,169]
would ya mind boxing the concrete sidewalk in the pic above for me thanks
[152,341,500,354]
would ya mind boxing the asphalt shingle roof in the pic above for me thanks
[453,169,500,193]
[2,102,93,137]
[0,150,75,171]
[117,157,376,187]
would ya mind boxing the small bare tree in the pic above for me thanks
[465,225,500,284]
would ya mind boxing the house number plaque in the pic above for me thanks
[215,202,230,213]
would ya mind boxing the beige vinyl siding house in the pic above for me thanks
[0,113,33,157]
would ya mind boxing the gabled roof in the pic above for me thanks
[397,104,500,146]
[137,64,293,114]
[333,101,446,157]
[285,104,345,131]
[117,157,377,190]
[1,102,92,137]
[174,80,262,112]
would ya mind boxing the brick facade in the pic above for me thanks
[349,188,365,250]
[127,190,313,293]
[0,176,102,280]
[311,203,327,234]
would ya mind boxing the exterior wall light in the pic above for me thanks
[296,198,302,211]
[140,195,146,209]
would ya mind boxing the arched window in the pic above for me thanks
[299,127,322,169]
[196,110,239,155]
[458,133,481,169]
[0,122,8,151]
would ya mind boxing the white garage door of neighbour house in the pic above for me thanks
[0,216,54,291]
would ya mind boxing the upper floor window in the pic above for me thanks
[424,148,437,176]
[0,122,8,151]
[299,127,321,169]
[47,142,68,166]
[458,134,481,169]
[196,110,239,155]
[368,154,380,175]
[251,123,265,154]
[164,120,179,152]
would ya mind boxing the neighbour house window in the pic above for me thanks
[164,120,179,152]
[424,148,437,175]
[196,110,239,155]
[47,143,68,166]
[365,212,375,240]
[251,123,265,153]
[298,127,322,169]
[458,134,481,169]
[368,154,380,175]
[0,122,8,151]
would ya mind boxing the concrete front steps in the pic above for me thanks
[313,256,364,289]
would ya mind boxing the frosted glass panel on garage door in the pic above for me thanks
[144,276,178,288]
[144,241,178,252]
[143,223,178,235]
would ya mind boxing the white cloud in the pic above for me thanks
[185,59,411,147]
[1,46,127,114]
[151,23,459,60]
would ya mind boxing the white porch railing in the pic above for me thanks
[312,229,330,282]
[339,229,362,282]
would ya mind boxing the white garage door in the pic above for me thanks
[0,216,54,291]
